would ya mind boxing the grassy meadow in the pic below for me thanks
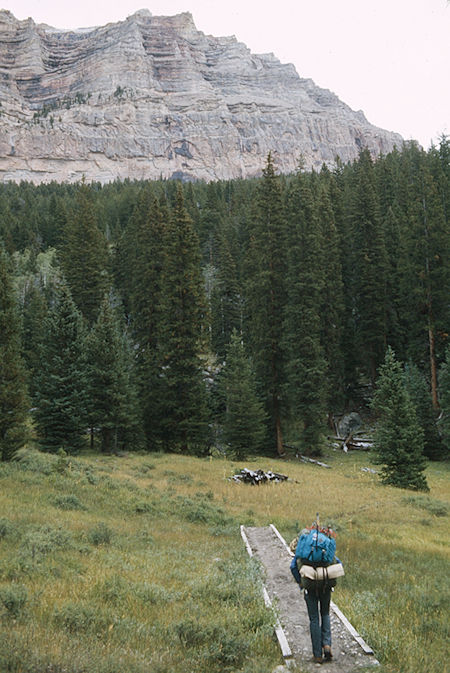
[0,447,448,673]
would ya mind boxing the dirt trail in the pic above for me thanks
[242,525,379,673]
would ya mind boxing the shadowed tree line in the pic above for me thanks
[0,139,449,489]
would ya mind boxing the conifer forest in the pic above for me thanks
[1,140,449,484]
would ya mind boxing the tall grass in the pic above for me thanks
[0,448,448,673]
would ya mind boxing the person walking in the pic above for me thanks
[290,519,341,664]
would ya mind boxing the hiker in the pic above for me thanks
[290,521,343,665]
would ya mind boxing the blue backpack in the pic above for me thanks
[296,528,336,565]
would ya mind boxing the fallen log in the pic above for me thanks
[283,444,332,468]
[327,435,374,442]
[327,435,373,452]
[298,455,331,468]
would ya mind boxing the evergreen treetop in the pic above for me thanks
[372,347,429,491]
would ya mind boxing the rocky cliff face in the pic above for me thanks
[0,9,402,183]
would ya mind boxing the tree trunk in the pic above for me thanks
[275,411,284,456]
[428,324,439,410]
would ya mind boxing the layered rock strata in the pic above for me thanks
[0,9,403,183]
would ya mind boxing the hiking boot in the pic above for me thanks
[323,645,333,661]
[313,656,323,664]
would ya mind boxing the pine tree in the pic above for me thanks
[332,159,360,398]
[371,347,428,491]
[283,173,328,455]
[218,330,267,459]
[245,154,287,455]
[59,183,110,325]
[400,143,450,408]
[114,185,156,319]
[33,284,87,454]
[404,362,444,460]
[0,249,29,460]
[21,282,48,397]
[198,181,225,261]
[317,173,345,413]
[157,185,210,452]
[85,296,142,453]
[42,194,67,248]
[438,347,450,455]
[350,149,388,382]
[127,192,167,448]
[210,231,242,360]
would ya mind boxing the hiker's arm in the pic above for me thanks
[290,555,301,584]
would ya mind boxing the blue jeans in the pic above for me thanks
[304,587,331,658]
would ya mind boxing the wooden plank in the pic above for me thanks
[262,587,293,659]
[330,602,374,655]
[241,526,294,661]
[240,524,254,557]
[270,522,294,556]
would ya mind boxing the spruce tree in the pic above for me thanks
[350,149,388,382]
[371,347,428,491]
[210,232,242,360]
[283,172,328,455]
[405,145,449,408]
[332,159,360,398]
[245,154,287,455]
[438,347,450,455]
[59,183,110,325]
[124,191,168,448]
[0,249,29,460]
[317,174,345,413]
[114,185,156,319]
[21,282,48,397]
[404,362,444,460]
[157,185,209,452]
[33,284,87,454]
[85,296,142,453]
[219,330,267,459]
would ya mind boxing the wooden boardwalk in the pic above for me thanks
[241,525,379,672]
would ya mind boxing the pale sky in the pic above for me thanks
[3,0,449,148]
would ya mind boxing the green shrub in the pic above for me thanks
[53,601,110,633]
[195,490,214,500]
[192,556,263,607]
[55,448,69,474]
[53,494,87,511]
[164,471,193,484]
[402,495,448,517]
[94,574,129,606]
[174,496,233,527]
[135,463,156,475]
[84,469,100,485]
[20,525,72,561]
[13,447,57,475]
[0,518,13,539]
[137,529,155,546]
[88,522,113,546]
[0,583,28,617]
[132,500,157,514]
[174,618,250,671]
[137,582,178,605]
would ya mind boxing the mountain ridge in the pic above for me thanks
[0,9,403,183]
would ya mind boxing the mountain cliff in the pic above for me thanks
[0,9,403,183]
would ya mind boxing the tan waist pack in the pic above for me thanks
[300,563,345,581]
